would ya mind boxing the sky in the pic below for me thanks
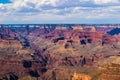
[0,0,120,24]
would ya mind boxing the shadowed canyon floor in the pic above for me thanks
[0,25,120,80]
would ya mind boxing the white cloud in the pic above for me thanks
[0,0,120,23]
[93,0,119,4]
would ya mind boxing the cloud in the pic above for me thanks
[0,0,120,23]
[93,0,120,5]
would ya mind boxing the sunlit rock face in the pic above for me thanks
[0,40,23,49]
[0,25,120,80]
[27,26,120,68]
[72,26,83,31]
[29,26,119,45]
[72,72,91,80]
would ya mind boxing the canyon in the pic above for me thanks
[0,24,120,80]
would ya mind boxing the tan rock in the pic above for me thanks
[73,26,83,31]
[72,72,91,80]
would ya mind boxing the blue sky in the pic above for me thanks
[0,0,120,24]
[0,0,11,4]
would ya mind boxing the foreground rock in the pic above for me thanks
[0,26,120,80]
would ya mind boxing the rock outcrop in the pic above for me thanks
[0,25,120,80]
[72,72,91,80]
[0,40,23,49]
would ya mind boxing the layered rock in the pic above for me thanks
[28,27,120,68]
[72,72,91,80]
[92,63,120,80]
[0,40,23,49]
[72,26,83,31]
[0,25,120,80]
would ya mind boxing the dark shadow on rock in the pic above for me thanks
[3,73,19,80]
[22,60,32,68]
[88,39,92,43]
[80,40,86,45]
[10,75,18,80]
[41,68,47,73]
[107,28,120,35]
[29,70,40,78]
[52,71,56,80]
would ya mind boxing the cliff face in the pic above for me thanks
[0,60,44,80]
[0,26,120,80]
[26,26,120,80]
[91,63,120,80]
[72,72,91,80]
[28,27,120,67]
[0,40,23,49]
[29,28,118,45]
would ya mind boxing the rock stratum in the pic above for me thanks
[0,25,120,80]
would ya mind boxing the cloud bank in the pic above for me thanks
[0,0,120,24]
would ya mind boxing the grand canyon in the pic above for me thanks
[0,24,120,80]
